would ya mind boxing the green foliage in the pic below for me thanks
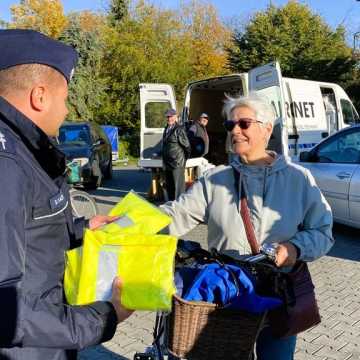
[97,0,230,132]
[343,65,360,112]
[0,19,7,29]
[227,1,354,82]
[118,135,130,158]
[60,13,107,122]
[98,3,191,130]
[118,133,140,158]
[108,0,129,26]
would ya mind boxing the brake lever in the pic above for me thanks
[245,243,277,264]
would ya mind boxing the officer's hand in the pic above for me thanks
[111,277,134,324]
[88,215,119,230]
[274,242,298,267]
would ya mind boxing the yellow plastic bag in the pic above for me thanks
[103,191,171,235]
[64,229,177,310]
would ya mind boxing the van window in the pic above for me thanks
[257,86,283,118]
[145,102,171,128]
[341,99,359,124]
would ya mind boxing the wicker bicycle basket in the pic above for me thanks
[166,294,266,360]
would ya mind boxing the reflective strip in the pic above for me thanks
[33,201,68,220]
[113,216,134,228]
[96,246,120,301]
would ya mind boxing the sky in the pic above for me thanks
[0,0,359,35]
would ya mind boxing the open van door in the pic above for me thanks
[139,83,176,168]
[248,62,288,156]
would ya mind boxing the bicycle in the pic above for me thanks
[69,188,98,220]
[134,242,278,360]
[66,160,98,220]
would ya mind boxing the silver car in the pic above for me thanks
[299,125,360,228]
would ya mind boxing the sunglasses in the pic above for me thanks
[223,118,263,131]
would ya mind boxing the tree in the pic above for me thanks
[180,0,232,79]
[9,0,67,39]
[108,0,129,26]
[227,1,354,82]
[98,4,183,131]
[98,0,231,132]
[0,19,7,29]
[60,13,107,122]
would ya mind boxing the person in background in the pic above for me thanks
[323,95,337,135]
[188,112,210,157]
[0,29,132,360]
[161,93,334,360]
[162,108,191,200]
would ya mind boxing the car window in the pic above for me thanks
[58,125,91,146]
[316,129,360,163]
[341,99,359,125]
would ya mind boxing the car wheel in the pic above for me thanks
[84,157,102,190]
[104,159,113,180]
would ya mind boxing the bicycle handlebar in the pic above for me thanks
[245,243,277,264]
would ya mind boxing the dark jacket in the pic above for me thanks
[162,123,191,169]
[0,97,117,360]
[188,121,209,157]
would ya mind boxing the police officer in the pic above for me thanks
[162,108,191,200]
[0,29,132,359]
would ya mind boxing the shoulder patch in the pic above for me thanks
[0,129,16,155]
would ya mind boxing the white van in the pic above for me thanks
[139,62,359,169]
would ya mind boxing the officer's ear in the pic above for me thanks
[30,85,49,112]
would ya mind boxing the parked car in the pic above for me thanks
[299,125,360,228]
[57,121,112,189]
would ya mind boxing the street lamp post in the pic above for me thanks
[354,31,360,52]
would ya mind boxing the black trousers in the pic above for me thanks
[164,167,185,201]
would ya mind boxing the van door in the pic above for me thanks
[248,62,288,156]
[139,83,177,167]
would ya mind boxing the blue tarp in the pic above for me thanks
[177,263,282,313]
[102,126,119,160]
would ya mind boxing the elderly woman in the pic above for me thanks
[161,93,334,360]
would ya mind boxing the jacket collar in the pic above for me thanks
[230,152,289,176]
[0,96,50,150]
[164,122,179,137]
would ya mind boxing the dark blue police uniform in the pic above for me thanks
[0,30,117,359]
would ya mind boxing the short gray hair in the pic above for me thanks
[0,64,62,96]
[222,92,276,126]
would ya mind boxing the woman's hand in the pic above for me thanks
[88,215,119,230]
[274,242,298,267]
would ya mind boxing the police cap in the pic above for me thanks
[0,29,78,83]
